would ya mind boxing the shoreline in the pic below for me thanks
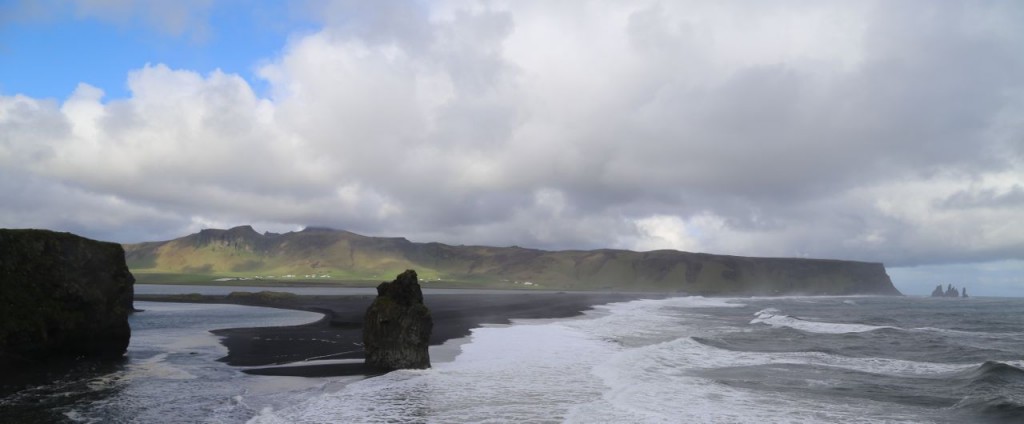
[135,291,666,378]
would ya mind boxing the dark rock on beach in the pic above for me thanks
[363,270,432,370]
[0,229,134,369]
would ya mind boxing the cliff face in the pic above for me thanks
[125,226,900,295]
[645,253,900,296]
[363,270,432,370]
[0,229,135,366]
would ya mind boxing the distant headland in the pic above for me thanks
[123,225,901,296]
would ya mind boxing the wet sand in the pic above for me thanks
[135,291,664,377]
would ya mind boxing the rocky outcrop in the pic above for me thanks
[932,284,965,298]
[0,229,134,367]
[363,270,432,370]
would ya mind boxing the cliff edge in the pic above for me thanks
[0,229,135,368]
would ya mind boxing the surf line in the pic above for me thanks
[303,349,364,362]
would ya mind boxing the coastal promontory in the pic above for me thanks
[0,229,135,368]
[124,226,900,295]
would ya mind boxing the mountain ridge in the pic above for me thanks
[123,226,901,295]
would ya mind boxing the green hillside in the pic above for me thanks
[123,226,901,295]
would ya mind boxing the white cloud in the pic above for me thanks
[72,0,214,41]
[1,0,216,41]
[0,0,1022,291]
[634,214,708,252]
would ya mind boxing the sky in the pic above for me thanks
[1,1,1022,296]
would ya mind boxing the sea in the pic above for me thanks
[2,293,1023,423]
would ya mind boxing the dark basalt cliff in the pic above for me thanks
[363,270,432,370]
[659,254,899,296]
[0,229,135,368]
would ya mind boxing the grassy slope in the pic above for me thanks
[124,227,899,294]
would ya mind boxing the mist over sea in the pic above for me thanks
[2,294,1022,423]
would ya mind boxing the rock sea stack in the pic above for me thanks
[931,284,966,298]
[0,229,135,368]
[363,269,432,370]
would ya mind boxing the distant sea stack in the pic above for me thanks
[0,229,135,368]
[931,284,968,298]
[363,270,432,370]
[124,226,901,295]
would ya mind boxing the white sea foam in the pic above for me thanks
[750,308,896,334]
[911,326,1022,338]
[123,353,198,381]
[562,296,746,349]
[571,326,965,423]
[248,297,752,423]
[63,302,325,423]
[248,297,962,423]
[249,323,617,423]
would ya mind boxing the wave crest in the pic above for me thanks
[750,308,895,334]
[951,361,1024,421]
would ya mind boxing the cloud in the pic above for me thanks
[1,0,214,41]
[941,184,1024,210]
[1,0,1023,280]
[73,0,215,40]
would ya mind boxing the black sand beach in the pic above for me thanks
[135,291,663,377]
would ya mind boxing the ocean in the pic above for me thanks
[2,296,1022,423]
